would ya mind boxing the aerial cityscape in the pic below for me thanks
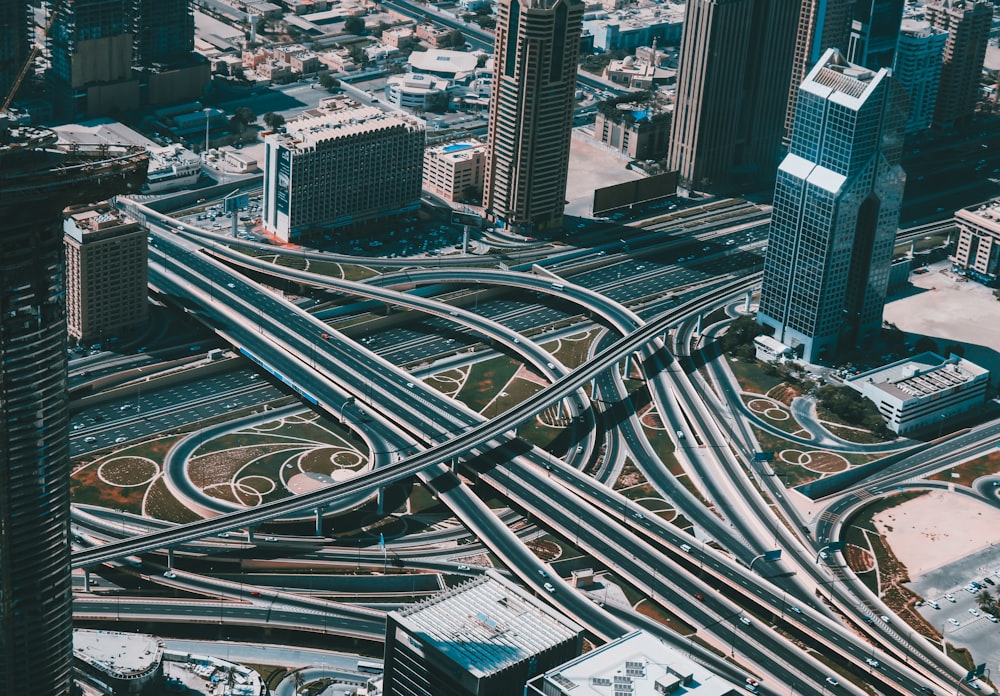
[3,0,1000,695]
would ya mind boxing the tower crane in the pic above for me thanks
[2,0,65,113]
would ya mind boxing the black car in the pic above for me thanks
[984,577,995,586]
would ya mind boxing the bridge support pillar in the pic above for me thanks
[622,354,631,378]
[315,507,324,536]
[247,527,255,542]
[694,313,702,336]
[377,487,385,515]
[556,400,563,420]
[167,549,175,569]
[83,569,91,593]
[744,292,752,313]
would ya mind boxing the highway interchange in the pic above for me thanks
[67,194,1000,695]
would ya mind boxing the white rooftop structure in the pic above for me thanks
[526,630,742,695]
[278,103,413,149]
[846,352,990,434]
[391,571,583,680]
[409,48,479,77]
[73,629,164,683]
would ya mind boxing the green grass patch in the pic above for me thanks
[928,449,1000,487]
[455,354,522,413]
[727,357,787,394]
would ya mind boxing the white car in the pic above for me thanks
[114,436,127,443]
[543,582,555,593]
[738,616,752,626]
[865,658,879,668]
[163,571,176,579]
[949,618,961,627]
[944,593,957,602]
[969,608,980,617]
[986,614,997,623]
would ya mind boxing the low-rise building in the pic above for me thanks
[409,48,480,82]
[144,143,201,193]
[384,73,451,111]
[526,630,742,695]
[753,334,795,363]
[584,5,684,52]
[64,203,148,344]
[74,629,165,695]
[594,101,671,160]
[415,22,453,48]
[954,199,1000,283]
[846,352,990,434]
[604,55,673,89]
[423,140,487,202]
[382,26,415,49]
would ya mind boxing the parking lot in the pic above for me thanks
[911,542,1000,670]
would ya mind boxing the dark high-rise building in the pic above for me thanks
[47,0,207,118]
[128,0,209,107]
[667,0,800,195]
[383,572,583,696]
[848,0,905,69]
[0,0,30,102]
[925,0,992,128]
[757,49,906,363]
[129,0,195,66]
[785,0,855,140]
[483,0,584,236]
[0,115,148,696]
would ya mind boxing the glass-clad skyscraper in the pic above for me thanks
[757,48,906,363]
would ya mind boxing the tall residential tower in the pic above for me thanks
[847,0,905,69]
[0,116,148,695]
[483,0,584,235]
[785,0,855,141]
[925,0,992,128]
[667,0,800,195]
[757,49,906,363]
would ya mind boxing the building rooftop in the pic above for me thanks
[391,571,583,679]
[409,48,479,75]
[276,101,418,149]
[73,629,164,681]
[957,198,1000,230]
[528,630,740,695]
[849,352,990,401]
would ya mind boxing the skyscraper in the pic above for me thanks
[0,116,148,696]
[128,0,210,107]
[483,0,584,235]
[925,0,992,128]
[757,49,906,363]
[667,0,800,195]
[847,0,905,70]
[785,0,855,141]
[893,19,948,134]
[0,0,30,102]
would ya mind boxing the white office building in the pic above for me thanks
[846,352,990,434]
[261,97,424,242]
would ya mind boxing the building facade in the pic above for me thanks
[846,353,990,434]
[423,140,487,202]
[847,0,905,70]
[667,0,800,195]
[382,571,583,696]
[785,0,855,141]
[483,0,584,235]
[893,19,948,134]
[64,203,148,344]
[47,0,207,117]
[0,0,30,101]
[595,105,671,160]
[757,48,906,363]
[261,98,424,242]
[925,0,992,128]
[954,199,1000,283]
[0,117,148,696]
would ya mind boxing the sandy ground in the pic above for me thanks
[564,128,643,218]
[884,261,1000,377]
[873,490,1000,577]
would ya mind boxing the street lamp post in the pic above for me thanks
[203,108,211,155]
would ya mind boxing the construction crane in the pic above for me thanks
[1,0,65,113]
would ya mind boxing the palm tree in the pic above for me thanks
[976,589,995,614]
